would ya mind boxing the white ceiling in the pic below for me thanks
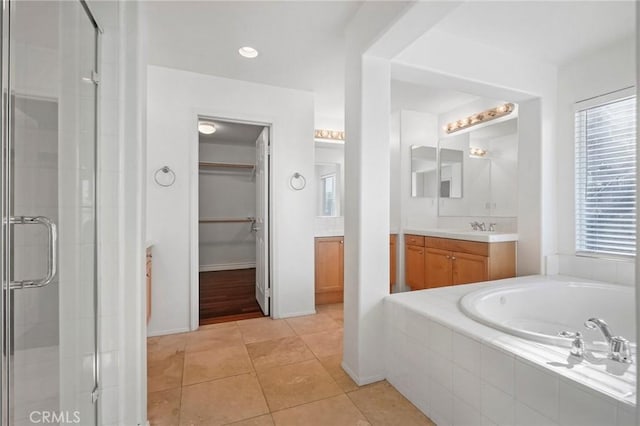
[199,119,264,145]
[143,1,362,125]
[432,1,636,66]
[391,80,479,115]
[144,1,635,130]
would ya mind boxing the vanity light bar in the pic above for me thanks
[445,103,514,134]
[469,147,488,157]
[314,129,345,141]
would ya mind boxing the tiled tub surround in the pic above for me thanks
[384,275,636,426]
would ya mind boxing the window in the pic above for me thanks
[321,174,336,216]
[575,94,636,257]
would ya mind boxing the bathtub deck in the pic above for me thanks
[384,274,635,426]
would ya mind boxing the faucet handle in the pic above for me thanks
[489,223,497,232]
[559,331,585,358]
[609,336,632,363]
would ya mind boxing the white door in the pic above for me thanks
[254,127,270,315]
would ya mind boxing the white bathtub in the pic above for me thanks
[384,276,636,426]
[459,280,636,352]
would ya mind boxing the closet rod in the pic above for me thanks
[199,217,255,223]
[199,161,255,169]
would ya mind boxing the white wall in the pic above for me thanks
[146,65,315,335]
[554,36,635,284]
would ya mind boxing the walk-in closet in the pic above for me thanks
[198,119,270,324]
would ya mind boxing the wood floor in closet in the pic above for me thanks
[199,268,266,325]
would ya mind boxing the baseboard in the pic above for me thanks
[146,327,190,337]
[341,360,386,386]
[199,262,256,272]
[275,309,317,319]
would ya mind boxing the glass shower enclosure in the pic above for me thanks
[0,1,100,424]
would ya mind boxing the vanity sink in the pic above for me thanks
[403,228,518,243]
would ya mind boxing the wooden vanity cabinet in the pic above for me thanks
[404,235,425,290]
[390,234,397,291]
[315,236,344,304]
[424,237,515,288]
[315,234,399,303]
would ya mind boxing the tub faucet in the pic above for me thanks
[470,221,486,231]
[558,331,584,358]
[584,318,632,363]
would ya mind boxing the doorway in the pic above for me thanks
[197,118,270,325]
[0,1,100,424]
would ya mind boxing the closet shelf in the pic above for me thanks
[199,161,255,170]
[199,217,255,223]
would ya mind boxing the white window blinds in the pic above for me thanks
[575,95,636,257]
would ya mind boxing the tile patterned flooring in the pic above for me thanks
[148,303,435,426]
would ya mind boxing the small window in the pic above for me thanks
[575,94,636,257]
[321,174,336,216]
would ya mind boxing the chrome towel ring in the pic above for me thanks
[289,172,306,191]
[154,166,176,187]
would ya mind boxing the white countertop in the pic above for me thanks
[314,228,400,238]
[404,228,518,243]
[314,230,344,238]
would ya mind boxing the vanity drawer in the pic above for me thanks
[405,234,425,247]
[425,237,489,257]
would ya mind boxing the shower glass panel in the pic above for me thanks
[2,1,99,424]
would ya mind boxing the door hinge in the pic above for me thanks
[91,387,100,403]
[91,70,100,85]
[266,145,271,156]
[265,288,271,298]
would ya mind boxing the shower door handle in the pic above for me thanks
[8,216,58,289]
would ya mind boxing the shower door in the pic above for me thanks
[1,1,100,425]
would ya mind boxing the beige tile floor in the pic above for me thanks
[148,303,435,426]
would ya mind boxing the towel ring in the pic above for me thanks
[154,166,176,187]
[289,172,306,191]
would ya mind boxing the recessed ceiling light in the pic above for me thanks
[238,46,259,59]
[198,121,216,135]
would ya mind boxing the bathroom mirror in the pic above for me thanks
[315,142,344,217]
[410,145,438,198]
[439,148,463,199]
[438,118,518,217]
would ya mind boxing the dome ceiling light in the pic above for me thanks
[198,121,217,135]
[238,46,259,59]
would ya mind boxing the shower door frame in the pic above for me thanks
[0,1,103,424]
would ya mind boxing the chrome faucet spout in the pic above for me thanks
[584,317,632,363]
[585,318,613,343]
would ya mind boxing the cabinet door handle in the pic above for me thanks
[451,256,456,260]
[340,240,343,244]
